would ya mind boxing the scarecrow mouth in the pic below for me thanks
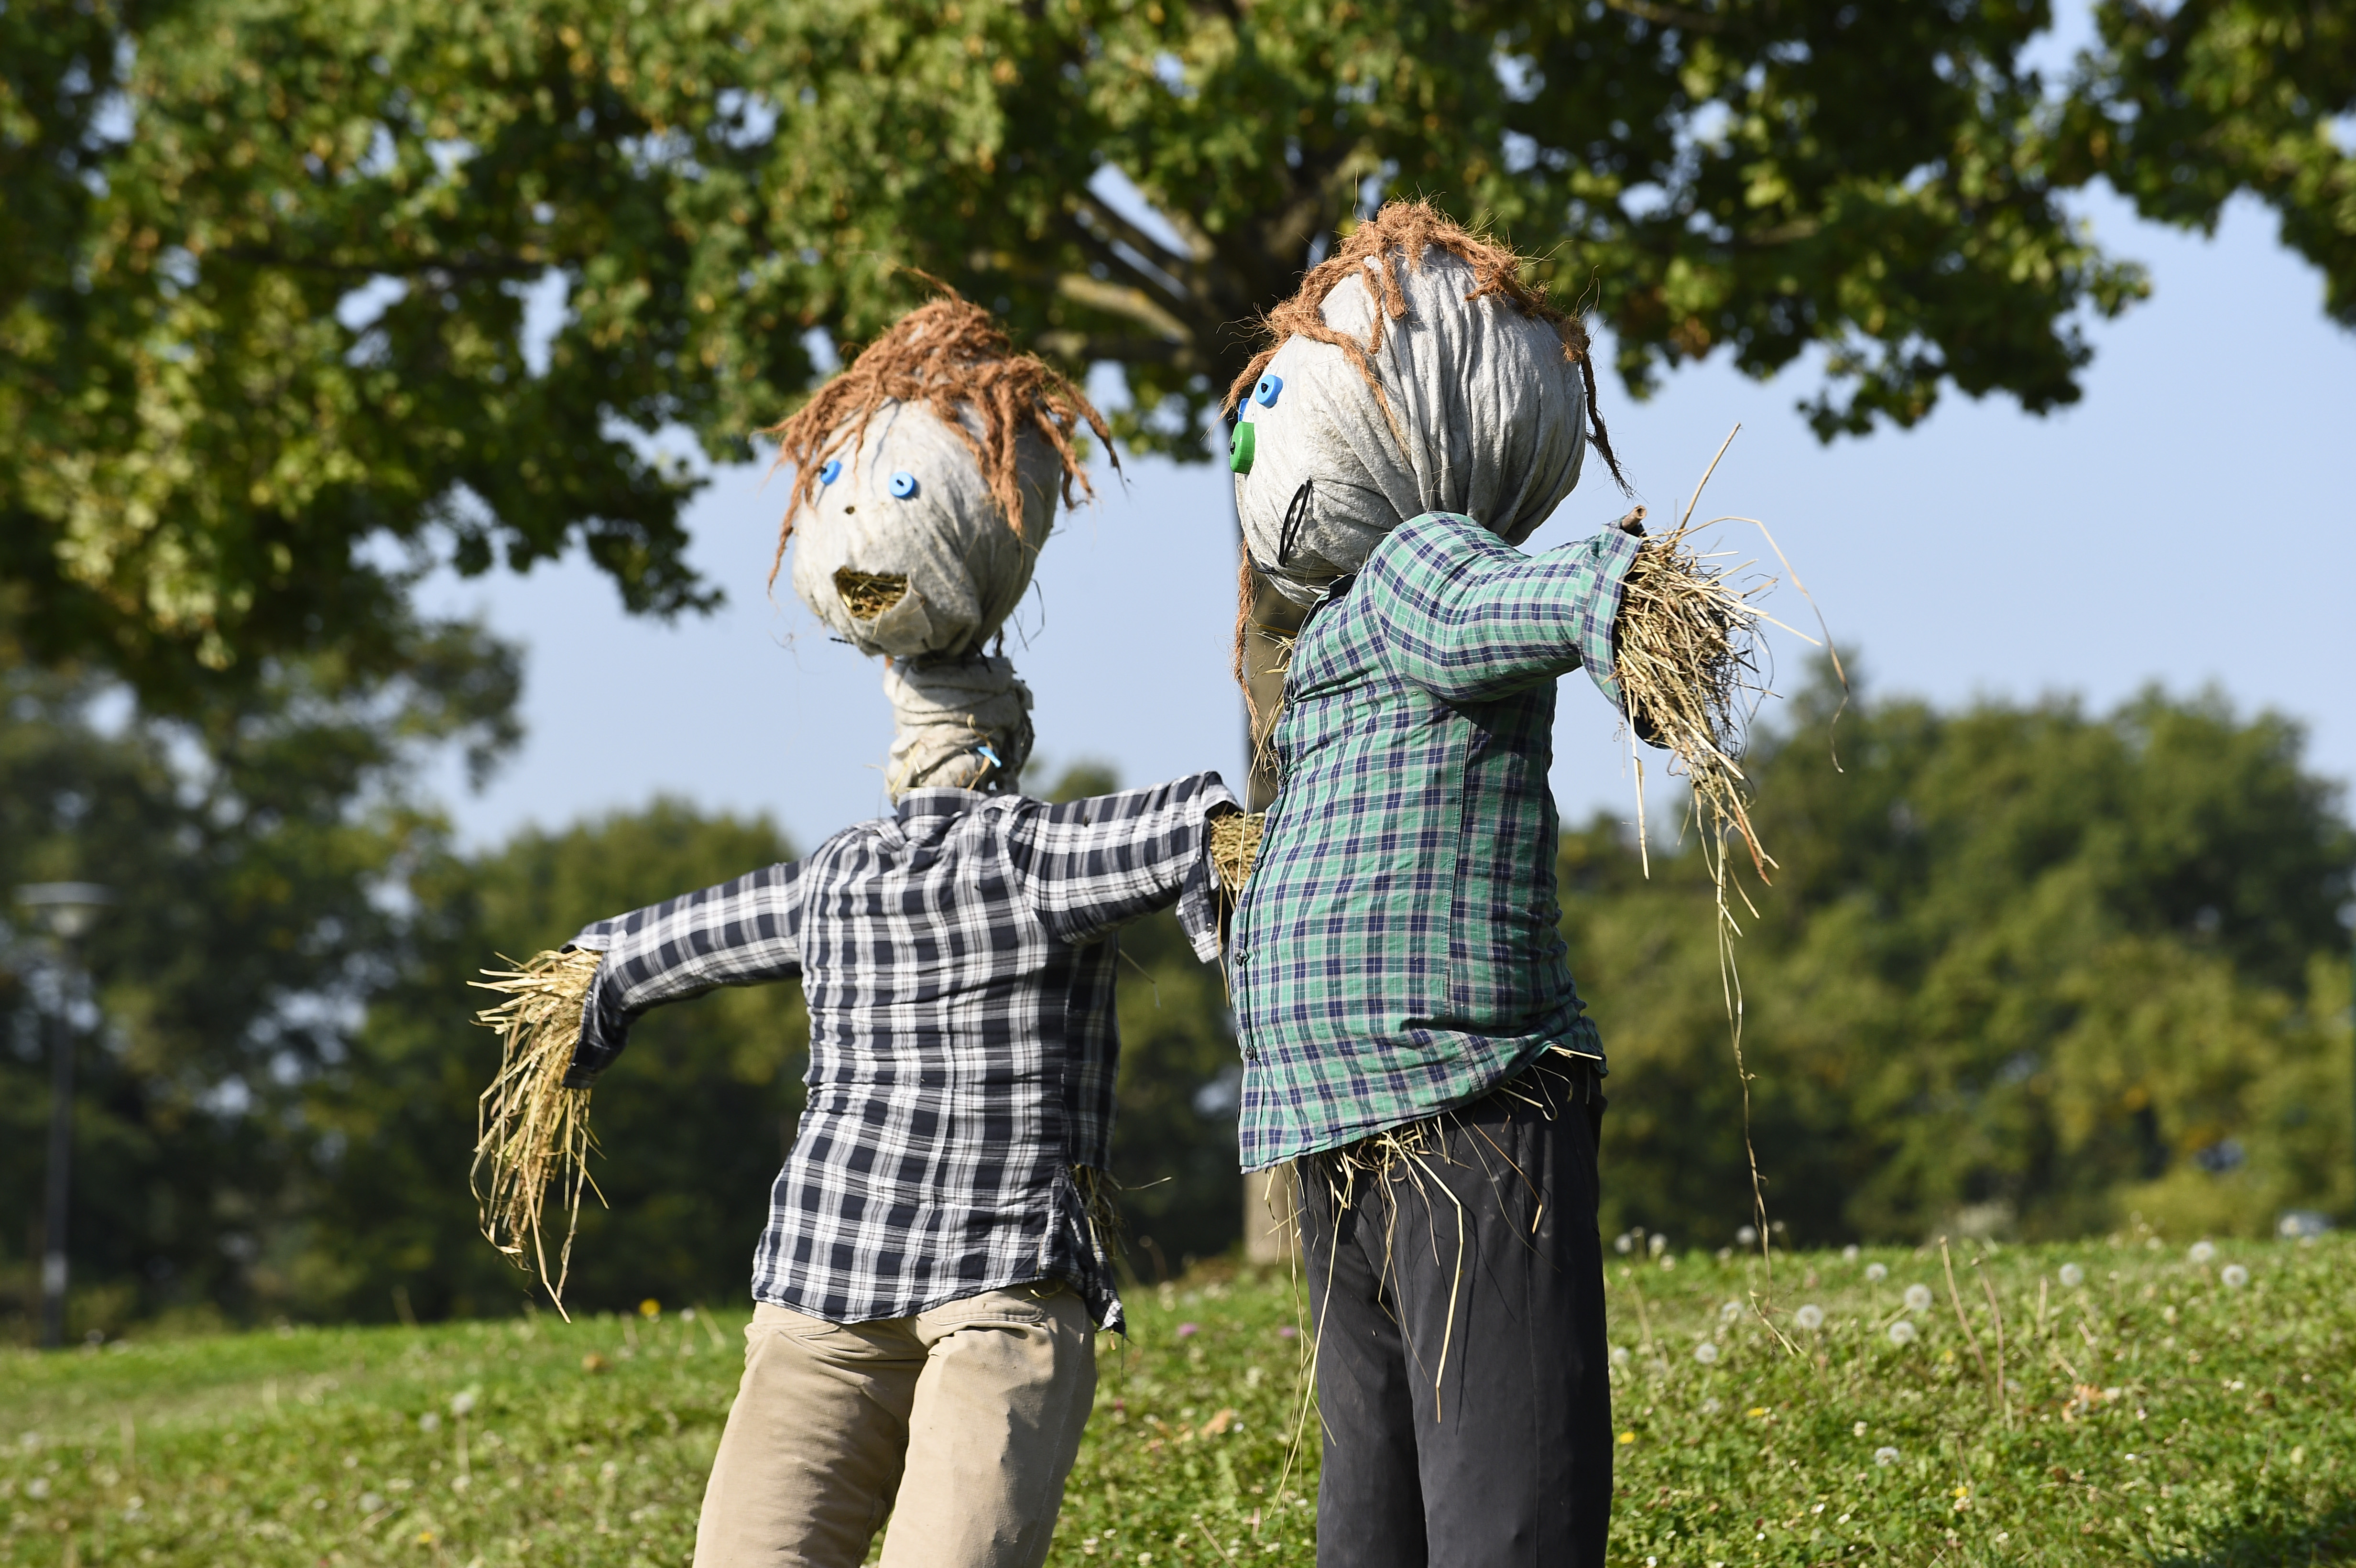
[835,569,910,621]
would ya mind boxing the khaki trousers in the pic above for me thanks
[693,1284,1097,1568]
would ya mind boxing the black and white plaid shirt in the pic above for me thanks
[565,773,1236,1331]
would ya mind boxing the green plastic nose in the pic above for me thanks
[1230,421,1256,474]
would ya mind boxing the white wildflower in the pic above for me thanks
[1865,1263,1888,1283]
[1887,1320,1918,1347]
[1902,1284,1934,1313]
[2188,1241,2216,1264]
[1795,1304,1826,1332]
[2059,1263,2085,1288]
[1720,1300,1743,1324]
[2221,1264,2249,1289]
[1842,1244,1861,1262]
[1875,1446,1900,1466]
[1694,1342,1720,1365]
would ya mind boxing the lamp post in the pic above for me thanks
[15,882,114,1350]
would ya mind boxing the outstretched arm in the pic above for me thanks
[1366,512,1644,708]
[1004,772,1241,961]
[562,860,806,1084]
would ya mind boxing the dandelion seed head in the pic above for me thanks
[1865,1263,1888,1283]
[1611,1346,1632,1368]
[1887,1320,1919,1346]
[2059,1263,2085,1288]
[1702,1397,1723,1415]
[1874,1446,1901,1466]
[1795,1304,1826,1331]
[1693,1342,1720,1365]
[1902,1284,1934,1313]
[1842,1244,1861,1262]
[2221,1264,2249,1289]
[2188,1240,2217,1264]
[1735,1224,1759,1246]
[1720,1300,1743,1324]
[449,1391,476,1418]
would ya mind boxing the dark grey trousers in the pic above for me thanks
[1298,1055,1611,1568]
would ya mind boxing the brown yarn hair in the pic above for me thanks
[765,284,1114,588]
[1222,199,1628,492]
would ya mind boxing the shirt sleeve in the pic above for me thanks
[1003,772,1241,961]
[560,860,806,1085]
[1362,513,1644,708]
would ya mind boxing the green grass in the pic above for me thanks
[3,1237,2351,1566]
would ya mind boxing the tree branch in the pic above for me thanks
[1053,271,1195,346]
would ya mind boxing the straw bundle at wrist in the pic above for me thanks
[470,947,604,1317]
[1613,523,1775,887]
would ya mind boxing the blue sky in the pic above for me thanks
[420,187,2356,855]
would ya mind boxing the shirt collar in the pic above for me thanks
[894,787,991,823]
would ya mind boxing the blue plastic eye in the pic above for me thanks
[888,470,918,499]
[818,458,842,485]
[1254,373,1283,407]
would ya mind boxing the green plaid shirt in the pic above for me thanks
[1230,512,1642,1170]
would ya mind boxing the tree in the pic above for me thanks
[2060,0,2356,327]
[0,618,519,1338]
[8,0,2349,705]
[1570,669,2356,1250]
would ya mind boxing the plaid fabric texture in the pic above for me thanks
[568,773,1236,1331]
[1230,513,1641,1171]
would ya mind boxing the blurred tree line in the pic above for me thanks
[5,648,2348,1340]
[1579,665,2355,1251]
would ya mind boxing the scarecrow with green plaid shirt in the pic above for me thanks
[1224,201,1652,1568]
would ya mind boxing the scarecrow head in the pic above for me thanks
[767,291,1111,795]
[1224,201,1627,609]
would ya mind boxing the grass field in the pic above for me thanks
[3,1234,2350,1567]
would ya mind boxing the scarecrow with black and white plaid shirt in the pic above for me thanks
[542,295,1237,1568]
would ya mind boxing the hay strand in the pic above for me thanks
[470,947,604,1318]
[1612,424,1851,1333]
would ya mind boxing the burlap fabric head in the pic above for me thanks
[785,403,1061,661]
[1231,248,1591,606]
